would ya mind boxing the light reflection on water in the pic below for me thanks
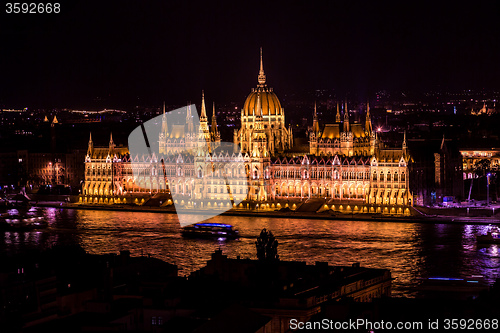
[0,207,499,297]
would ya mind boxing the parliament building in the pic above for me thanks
[81,50,413,215]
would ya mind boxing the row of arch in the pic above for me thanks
[271,181,370,200]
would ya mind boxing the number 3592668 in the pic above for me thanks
[6,3,60,14]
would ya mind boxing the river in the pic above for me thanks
[1,207,499,297]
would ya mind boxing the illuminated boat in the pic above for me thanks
[476,226,500,244]
[417,275,488,298]
[181,223,239,239]
[0,214,48,231]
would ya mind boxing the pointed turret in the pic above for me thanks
[109,132,115,149]
[312,101,320,133]
[161,102,168,137]
[365,101,372,133]
[52,115,58,124]
[336,102,341,123]
[400,130,409,159]
[343,102,350,132]
[200,90,207,122]
[87,132,94,155]
[211,102,219,136]
[197,93,211,146]
[186,104,194,133]
[258,47,266,85]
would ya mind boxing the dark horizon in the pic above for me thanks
[2,1,500,109]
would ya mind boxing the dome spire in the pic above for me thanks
[258,47,266,85]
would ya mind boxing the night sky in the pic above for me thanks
[2,1,500,108]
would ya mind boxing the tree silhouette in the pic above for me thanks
[256,228,279,261]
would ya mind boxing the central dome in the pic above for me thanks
[243,86,282,116]
[242,48,282,116]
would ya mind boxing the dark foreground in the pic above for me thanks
[2,246,500,333]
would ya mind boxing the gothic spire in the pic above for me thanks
[200,90,207,121]
[258,47,266,85]
[87,132,93,155]
[186,103,194,133]
[161,102,168,136]
[336,102,341,122]
[312,101,319,133]
[109,132,115,151]
[365,100,372,133]
[211,102,218,135]
[343,101,350,132]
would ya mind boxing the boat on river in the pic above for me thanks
[181,223,239,239]
[0,214,48,231]
[476,225,500,244]
[417,275,489,299]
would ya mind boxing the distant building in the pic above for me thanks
[460,148,500,179]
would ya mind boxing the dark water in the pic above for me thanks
[1,207,500,297]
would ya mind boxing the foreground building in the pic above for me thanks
[81,50,413,214]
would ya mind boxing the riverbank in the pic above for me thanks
[28,201,500,224]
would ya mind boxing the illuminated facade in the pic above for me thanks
[309,102,376,156]
[460,148,500,179]
[81,50,413,213]
[158,92,221,155]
